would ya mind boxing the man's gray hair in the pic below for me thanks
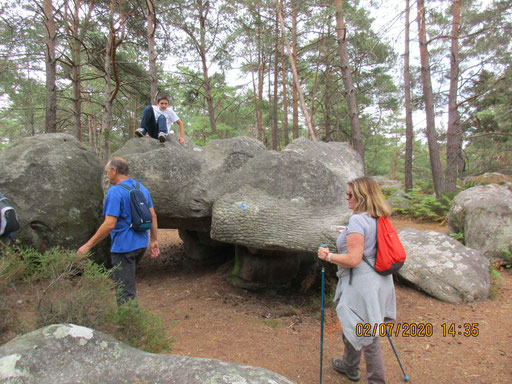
[107,157,129,175]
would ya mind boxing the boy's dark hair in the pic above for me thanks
[157,94,170,103]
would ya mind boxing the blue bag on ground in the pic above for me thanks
[116,182,153,232]
[0,192,20,236]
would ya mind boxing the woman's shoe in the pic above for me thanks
[332,358,360,382]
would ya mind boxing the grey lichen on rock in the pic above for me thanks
[397,228,491,303]
[0,324,297,384]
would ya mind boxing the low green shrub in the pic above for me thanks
[114,301,175,353]
[263,318,281,329]
[449,231,465,245]
[393,188,452,221]
[1,246,174,354]
[0,247,27,288]
[35,259,117,331]
[501,244,512,269]
[489,266,503,299]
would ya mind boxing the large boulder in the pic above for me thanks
[371,175,403,190]
[0,134,103,252]
[386,189,410,213]
[448,184,512,261]
[462,172,512,187]
[284,137,364,184]
[111,135,266,231]
[211,150,353,252]
[211,140,363,289]
[0,324,296,384]
[397,228,491,303]
[112,137,362,289]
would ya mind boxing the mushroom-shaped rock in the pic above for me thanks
[0,133,103,252]
[0,324,296,384]
[211,141,363,289]
[211,148,358,251]
[397,228,491,303]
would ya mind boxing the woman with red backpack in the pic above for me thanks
[317,177,396,384]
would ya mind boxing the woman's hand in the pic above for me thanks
[317,246,329,261]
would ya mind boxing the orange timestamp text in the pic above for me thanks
[355,322,480,338]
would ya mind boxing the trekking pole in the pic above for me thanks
[319,245,327,384]
[386,331,409,382]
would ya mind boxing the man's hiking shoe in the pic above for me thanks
[135,128,144,137]
[332,358,360,382]
[158,133,166,143]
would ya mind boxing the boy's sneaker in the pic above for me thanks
[332,358,360,381]
[158,132,166,143]
[135,128,144,137]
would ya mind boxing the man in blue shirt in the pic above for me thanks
[77,157,159,305]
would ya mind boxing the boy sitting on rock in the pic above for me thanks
[135,94,185,144]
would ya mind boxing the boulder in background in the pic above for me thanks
[448,184,512,261]
[0,134,103,253]
[397,228,491,303]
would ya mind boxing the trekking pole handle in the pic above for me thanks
[319,244,329,267]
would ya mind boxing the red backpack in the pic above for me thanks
[364,216,406,275]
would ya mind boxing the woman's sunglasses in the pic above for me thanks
[346,192,353,199]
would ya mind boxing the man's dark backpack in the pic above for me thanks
[0,193,20,236]
[364,216,406,275]
[116,181,153,232]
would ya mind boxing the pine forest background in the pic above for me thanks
[0,0,511,196]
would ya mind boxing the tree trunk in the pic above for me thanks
[404,0,414,191]
[291,0,299,139]
[324,65,333,141]
[392,147,398,180]
[445,0,463,192]
[417,0,445,196]
[257,11,264,142]
[257,49,264,142]
[276,0,316,140]
[249,4,264,142]
[101,31,113,153]
[101,0,125,155]
[146,0,158,103]
[27,70,35,136]
[309,32,324,137]
[64,0,94,141]
[249,48,260,140]
[196,1,217,135]
[70,0,82,140]
[88,115,94,148]
[280,7,289,147]
[132,97,138,139]
[200,59,217,135]
[333,0,363,157]
[43,0,57,133]
[272,13,279,150]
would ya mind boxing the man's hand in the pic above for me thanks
[150,240,160,258]
[178,136,185,144]
[77,244,91,258]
